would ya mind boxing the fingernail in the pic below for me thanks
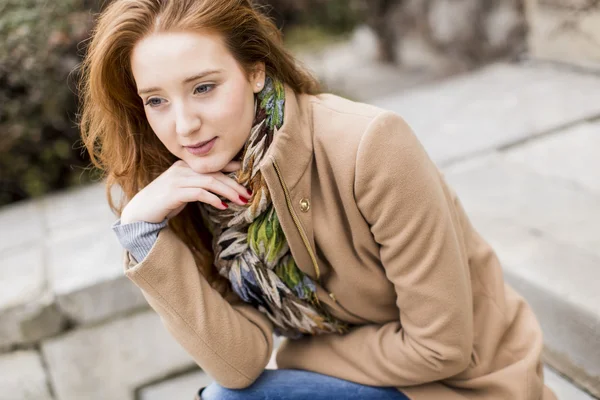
[239,195,248,204]
[246,188,253,196]
[221,201,229,209]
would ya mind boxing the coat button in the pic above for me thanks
[299,198,311,212]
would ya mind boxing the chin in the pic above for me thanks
[187,155,228,175]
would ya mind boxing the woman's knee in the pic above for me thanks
[199,370,278,400]
[199,382,247,400]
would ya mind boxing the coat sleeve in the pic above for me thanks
[275,111,474,387]
[122,227,274,389]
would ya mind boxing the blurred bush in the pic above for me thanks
[0,0,100,207]
[256,0,363,34]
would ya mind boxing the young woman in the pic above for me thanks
[79,1,557,399]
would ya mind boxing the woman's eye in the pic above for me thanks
[145,98,163,107]
[194,84,214,94]
[144,84,213,108]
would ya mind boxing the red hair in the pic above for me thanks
[78,0,320,293]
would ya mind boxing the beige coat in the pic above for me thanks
[121,85,557,400]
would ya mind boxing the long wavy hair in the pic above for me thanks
[78,0,320,294]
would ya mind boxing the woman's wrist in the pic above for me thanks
[120,212,167,226]
[120,212,137,225]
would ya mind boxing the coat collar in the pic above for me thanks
[262,84,313,190]
[259,84,323,281]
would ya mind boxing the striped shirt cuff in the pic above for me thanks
[111,218,169,264]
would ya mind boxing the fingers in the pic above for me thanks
[171,160,252,207]
[181,175,250,206]
[213,173,253,200]
[178,187,229,210]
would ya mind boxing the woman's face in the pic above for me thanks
[130,30,265,174]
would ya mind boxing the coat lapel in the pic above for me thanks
[260,85,319,281]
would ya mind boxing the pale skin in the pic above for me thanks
[121,30,266,224]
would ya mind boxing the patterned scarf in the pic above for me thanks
[198,76,350,338]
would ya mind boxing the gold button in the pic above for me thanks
[299,198,310,212]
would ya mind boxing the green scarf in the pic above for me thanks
[198,76,350,338]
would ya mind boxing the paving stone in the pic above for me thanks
[503,120,600,195]
[473,217,600,384]
[444,152,600,259]
[443,153,600,396]
[544,366,597,400]
[0,350,53,400]
[47,224,147,325]
[138,369,212,400]
[41,310,195,400]
[0,199,44,254]
[443,153,600,310]
[39,182,122,235]
[0,181,132,345]
[373,63,600,165]
[0,246,46,314]
[0,246,64,350]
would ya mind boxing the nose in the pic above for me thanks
[174,101,201,137]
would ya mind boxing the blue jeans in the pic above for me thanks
[199,369,409,400]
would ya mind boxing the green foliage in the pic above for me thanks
[257,0,363,35]
[283,25,350,52]
[305,0,362,34]
[0,0,101,206]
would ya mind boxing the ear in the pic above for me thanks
[251,62,266,93]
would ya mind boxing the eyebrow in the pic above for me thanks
[137,69,223,95]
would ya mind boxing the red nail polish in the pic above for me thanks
[247,188,253,196]
[239,195,248,204]
[221,201,228,209]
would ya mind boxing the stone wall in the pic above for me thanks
[363,0,528,72]
[527,0,600,67]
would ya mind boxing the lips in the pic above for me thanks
[184,137,217,156]
[185,138,214,148]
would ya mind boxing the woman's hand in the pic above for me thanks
[120,159,251,224]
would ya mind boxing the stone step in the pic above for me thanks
[545,366,598,400]
[373,62,600,397]
[0,183,148,350]
[0,350,53,399]
[373,62,600,167]
[444,149,600,398]
[41,309,195,400]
